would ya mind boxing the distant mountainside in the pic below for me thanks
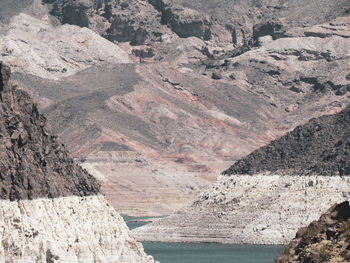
[43,0,350,54]
[0,62,154,262]
[1,0,350,216]
[224,105,350,176]
[276,201,350,263]
[133,100,350,245]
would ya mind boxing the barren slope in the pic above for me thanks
[133,105,350,244]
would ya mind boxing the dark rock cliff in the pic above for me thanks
[224,106,350,176]
[276,201,350,262]
[0,62,100,200]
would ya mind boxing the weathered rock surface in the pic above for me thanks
[133,105,350,244]
[224,105,350,176]
[133,175,350,244]
[0,63,154,262]
[0,13,130,80]
[44,0,350,54]
[0,195,154,263]
[0,62,100,200]
[46,0,175,45]
[276,201,350,263]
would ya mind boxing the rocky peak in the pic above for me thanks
[0,62,101,200]
[223,106,350,176]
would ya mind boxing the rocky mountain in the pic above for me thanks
[1,0,349,216]
[133,105,350,244]
[0,62,154,262]
[224,105,350,176]
[276,201,350,263]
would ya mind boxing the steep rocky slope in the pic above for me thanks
[224,105,350,176]
[43,0,350,56]
[133,106,350,244]
[0,62,154,262]
[276,201,350,263]
[1,1,350,216]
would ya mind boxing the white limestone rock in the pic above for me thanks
[0,195,155,263]
[133,175,350,244]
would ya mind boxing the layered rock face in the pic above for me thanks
[276,201,350,263]
[133,175,350,244]
[0,196,154,263]
[0,63,154,262]
[133,106,350,244]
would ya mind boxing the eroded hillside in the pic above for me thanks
[0,62,154,262]
[133,105,350,244]
[0,0,349,216]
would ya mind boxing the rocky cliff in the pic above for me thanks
[133,106,350,244]
[276,201,350,263]
[0,62,154,262]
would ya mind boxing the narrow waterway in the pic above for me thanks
[123,215,282,263]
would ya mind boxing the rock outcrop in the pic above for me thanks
[224,105,350,176]
[133,106,350,244]
[0,62,100,200]
[0,13,130,80]
[133,174,350,244]
[276,201,350,263]
[0,62,154,262]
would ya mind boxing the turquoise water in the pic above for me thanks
[143,242,282,263]
[122,215,164,230]
[123,215,282,263]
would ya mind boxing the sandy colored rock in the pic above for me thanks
[0,195,155,263]
[133,175,350,244]
[0,62,154,262]
[1,1,350,216]
[0,13,130,80]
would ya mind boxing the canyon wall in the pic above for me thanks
[0,62,154,262]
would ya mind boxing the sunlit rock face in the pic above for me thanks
[133,174,350,244]
[0,63,154,263]
[0,195,154,263]
[276,201,350,263]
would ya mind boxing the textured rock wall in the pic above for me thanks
[0,13,130,80]
[276,201,350,262]
[0,62,100,200]
[224,105,350,176]
[0,63,154,262]
[0,195,154,263]
[133,175,350,244]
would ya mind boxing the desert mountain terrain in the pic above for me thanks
[133,106,350,244]
[0,0,349,216]
[0,62,154,262]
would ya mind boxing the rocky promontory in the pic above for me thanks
[224,106,350,176]
[276,201,350,262]
[133,106,350,244]
[0,62,154,262]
